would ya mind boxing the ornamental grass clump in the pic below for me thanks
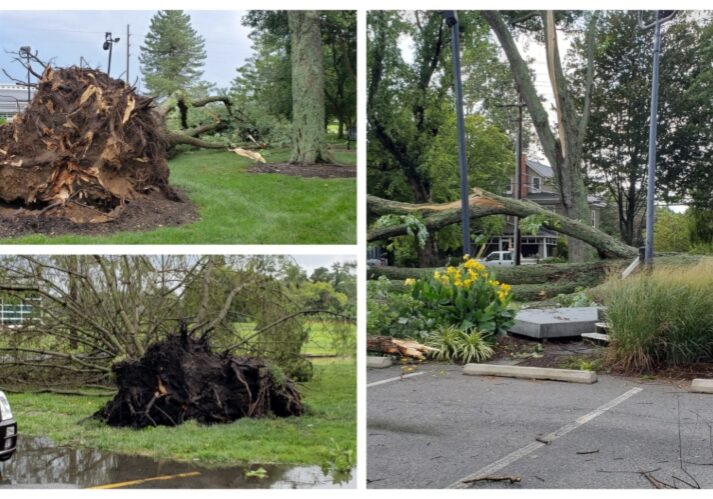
[406,255,516,337]
[602,259,713,373]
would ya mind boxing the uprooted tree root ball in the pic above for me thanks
[95,331,303,428]
[0,66,183,224]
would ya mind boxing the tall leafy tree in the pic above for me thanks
[368,11,519,265]
[140,10,207,97]
[570,12,713,244]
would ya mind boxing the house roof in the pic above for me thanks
[526,158,554,178]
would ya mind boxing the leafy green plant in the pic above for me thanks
[427,326,494,364]
[408,256,516,337]
[367,277,436,340]
[602,259,713,372]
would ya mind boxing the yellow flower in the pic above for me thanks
[404,278,416,286]
[463,259,484,271]
[446,266,457,275]
[434,271,441,280]
[463,254,470,261]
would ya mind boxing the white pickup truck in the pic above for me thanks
[477,251,537,267]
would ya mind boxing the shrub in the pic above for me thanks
[407,255,516,337]
[602,259,713,372]
[367,277,436,341]
[426,326,494,364]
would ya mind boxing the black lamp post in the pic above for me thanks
[639,10,676,267]
[103,32,121,76]
[19,46,31,103]
[440,10,471,257]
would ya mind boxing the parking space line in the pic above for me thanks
[448,387,644,488]
[88,471,201,489]
[367,372,424,388]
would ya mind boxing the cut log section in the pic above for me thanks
[367,335,437,360]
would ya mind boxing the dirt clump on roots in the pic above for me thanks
[95,329,303,428]
[0,66,183,225]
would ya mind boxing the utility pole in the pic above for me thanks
[639,10,676,268]
[126,25,130,85]
[496,97,527,265]
[440,10,471,257]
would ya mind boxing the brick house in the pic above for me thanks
[484,154,605,259]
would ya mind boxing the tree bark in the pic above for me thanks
[368,189,637,259]
[482,11,599,262]
[288,11,332,164]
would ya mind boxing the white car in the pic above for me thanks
[0,390,17,461]
[478,251,537,267]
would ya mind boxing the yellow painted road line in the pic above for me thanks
[88,471,201,489]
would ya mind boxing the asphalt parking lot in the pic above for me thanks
[367,364,713,489]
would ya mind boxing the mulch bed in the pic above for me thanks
[490,333,604,369]
[248,162,356,179]
[0,190,198,239]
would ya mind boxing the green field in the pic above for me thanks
[7,359,355,468]
[1,148,356,244]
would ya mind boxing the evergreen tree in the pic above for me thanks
[140,10,207,97]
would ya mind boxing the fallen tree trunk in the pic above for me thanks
[95,329,303,428]
[368,260,625,285]
[368,189,637,260]
[366,336,436,360]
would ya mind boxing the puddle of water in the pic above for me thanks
[0,436,355,489]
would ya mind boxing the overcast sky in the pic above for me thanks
[291,255,356,275]
[0,10,254,91]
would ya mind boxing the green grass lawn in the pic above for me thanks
[7,359,355,468]
[233,320,355,357]
[1,148,356,244]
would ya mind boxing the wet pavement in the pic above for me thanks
[0,436,354,488]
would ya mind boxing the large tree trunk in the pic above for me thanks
[368,189,637,259]
[482,11,599,263]
[288,11,332,165]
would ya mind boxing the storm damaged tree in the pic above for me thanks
[287,10,333,164]
[0,255,354,394]
[0,52,244,221]
[481,11,599,262]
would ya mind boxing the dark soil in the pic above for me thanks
[248,162,357,179]
[95,328,303,429]
[0,189,198,239]
[491,333,604,369]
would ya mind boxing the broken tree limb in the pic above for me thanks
[367,189,638,260]
[366,336,437,360]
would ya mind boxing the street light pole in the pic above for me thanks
[639,10,676,267]
[440,10,471,257]
[103,32,121,77]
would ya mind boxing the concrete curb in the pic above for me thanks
[463,363,597,384]
[367,356,392,369]
[690,379,713,394]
